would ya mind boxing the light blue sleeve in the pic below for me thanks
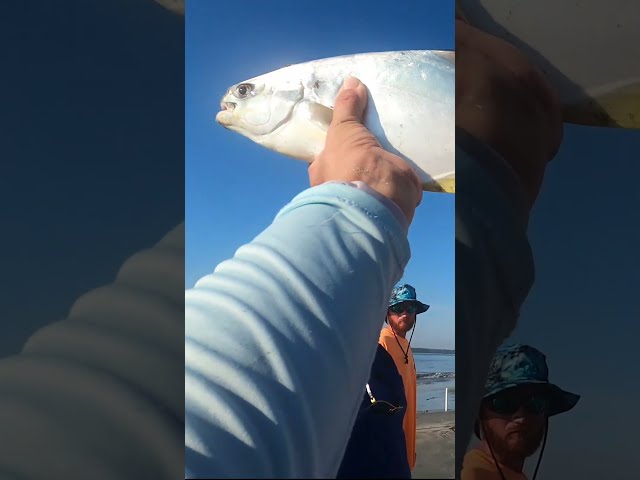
[0,224,185,480]
[454,128,535,477]
[185,182,412,479]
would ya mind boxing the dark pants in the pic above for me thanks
[337,344,411,479]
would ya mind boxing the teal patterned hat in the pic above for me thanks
[388,284,430,314]
[484,344,580,416]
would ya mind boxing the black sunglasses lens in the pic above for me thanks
[390,304,417,314]
[490,396,517,414]
[525,396,549,414]
[490,394,549,415]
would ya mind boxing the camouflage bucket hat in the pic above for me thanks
[484,344,580,417]
[388,284,430,314]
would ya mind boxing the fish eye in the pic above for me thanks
[234,83,254,99]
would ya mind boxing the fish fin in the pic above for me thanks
[563,81,640,129]
[423,173,455,194]
[305,101,334,132]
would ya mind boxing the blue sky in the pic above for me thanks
[185,0,455,349]
[2,1,184,357]
[499,123,640,478]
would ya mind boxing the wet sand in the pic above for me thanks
[412,411,455,479]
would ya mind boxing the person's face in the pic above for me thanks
[387,302,417,334]
[480,385,549,459]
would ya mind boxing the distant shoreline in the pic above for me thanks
[413,347,455,355]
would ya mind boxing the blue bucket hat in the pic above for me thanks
[483,344,580,417]
[388,284,430,314]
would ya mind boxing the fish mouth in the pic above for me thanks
[220,101,237,112]
[216,102,236,126]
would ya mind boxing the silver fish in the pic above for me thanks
[216,50,455,193]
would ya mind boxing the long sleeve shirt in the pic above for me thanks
[0,131,534,480]
[186,127,535,479]
[185,182,411,478]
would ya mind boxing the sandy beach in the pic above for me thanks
[412,411,455,479]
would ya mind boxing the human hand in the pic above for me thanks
[309,77,423,225]
[455,17,564,209]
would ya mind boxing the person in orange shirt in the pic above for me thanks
[378,283,430,472]
[462,345,580,480]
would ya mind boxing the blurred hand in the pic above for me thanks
[455,17,564,208]
[309,77,423,225]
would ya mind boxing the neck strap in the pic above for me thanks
[390,323,415,364]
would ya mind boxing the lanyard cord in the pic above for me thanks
[483,418,549,480]
[391,324,415,364]
[531,418,549,480]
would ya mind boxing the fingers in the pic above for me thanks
[457,20,563,160]
[331,77,368,127]
[313,75,422,226]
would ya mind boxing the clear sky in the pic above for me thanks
[498,123,640,477]
[2,0,185,358]
[185,0,455,349]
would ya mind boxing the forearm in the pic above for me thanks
[185,183,411,478]
[0,224,185,480]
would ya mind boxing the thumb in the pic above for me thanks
[331,76,368,126]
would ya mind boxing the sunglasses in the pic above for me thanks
[487,392,550,415]
[389,303,420,314]
[366,383,404,414]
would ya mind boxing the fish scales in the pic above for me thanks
[216,50,455,193]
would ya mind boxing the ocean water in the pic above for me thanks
[414,353,455,412]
